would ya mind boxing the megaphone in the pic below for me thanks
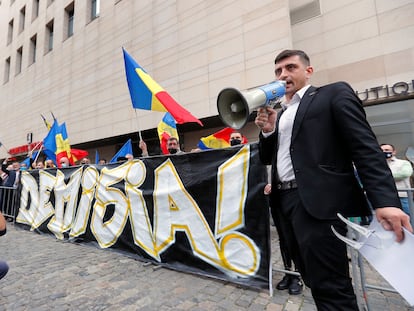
[217,80,286,129]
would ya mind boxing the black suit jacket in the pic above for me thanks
[259,82,401,220]
[1,163,16,188]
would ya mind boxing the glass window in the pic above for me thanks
[366,99,414,157]
[32,0,40,21]
[19,6,26,33]
[45,20,54,53]
[91,0,100,20]
[30,34,37,65]
[7,19,13,45]
[65,2,75,39]
[16,47,23,75]
[4,57,11,83]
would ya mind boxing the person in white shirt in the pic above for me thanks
[380,143,413,216]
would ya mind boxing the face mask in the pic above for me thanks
[168,148,178,154]
[61,163,68,168]
[20,167,27,171]
[384,152,393,159]
[230,139,242,146]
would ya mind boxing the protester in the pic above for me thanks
[1,159,20,187]
[255,49,412,309]
[20,163,28,171]
[59,157,70,168]
[45,159,56,168]
[35,161,45,169]
[229,131,243,146]
[80,157,91,165]
[98,159,107,165]
[0,211,9,281]
[167,137,184,155]
[380,143,413,216]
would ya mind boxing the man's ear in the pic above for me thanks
[305,65,314,77]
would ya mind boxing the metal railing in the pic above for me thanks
[397,188,414,227]
[352,187,413,311]
[0,185,18,222]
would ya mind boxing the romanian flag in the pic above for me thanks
[197,127,248,150]
[55,122,78,166]
[157,112,178,155]
[122,48,203,126]
[43,121,88,167]
[43,120,59,164]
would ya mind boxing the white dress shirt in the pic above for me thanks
[263,85,311,182]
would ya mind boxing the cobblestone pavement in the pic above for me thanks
[0,224,412,311]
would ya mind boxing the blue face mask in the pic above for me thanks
[61,163,68,168]
[20,166,27,171]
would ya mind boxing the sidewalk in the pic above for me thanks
[0,224,412,310]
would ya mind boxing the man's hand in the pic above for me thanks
[255,107,277,133]
[376,207,413,242]
[139,140,148,156]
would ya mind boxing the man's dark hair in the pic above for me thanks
[168,137,179,143]
[275,49,310,66]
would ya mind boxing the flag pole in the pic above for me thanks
[33,145,43,164]
[134,110,143,142]
[29,141,43,155]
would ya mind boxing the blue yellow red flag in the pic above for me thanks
[122,48,203,126]
[42,120,59,164]
[197,127,248,150]
[157,112,178,155]
[55,122,75,166]
[43,121,88,167]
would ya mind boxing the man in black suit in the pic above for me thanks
[255,49,412,310]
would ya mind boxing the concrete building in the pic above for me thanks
[1,0,414,161]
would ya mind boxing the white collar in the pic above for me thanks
[281,84,311,109]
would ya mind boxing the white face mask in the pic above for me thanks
[61,163,68,168]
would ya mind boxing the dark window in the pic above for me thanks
[45,19,54,53]
[32,0,40,21]
[16,46,23,75]
[65,2,75,38]
[4,57,11,83]
[30,34,37,64]
[19,6,26,33]
[7,19,13,45]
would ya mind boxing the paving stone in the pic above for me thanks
[0,224,411,310]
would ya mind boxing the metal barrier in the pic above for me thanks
[0,185,18,222]
[398,188,414,228]
[352,187,413,311]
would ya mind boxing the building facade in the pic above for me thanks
[1,0,413,160]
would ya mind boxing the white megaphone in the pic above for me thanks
[217,80,286,129]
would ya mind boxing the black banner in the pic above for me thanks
[16,143,271,289]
